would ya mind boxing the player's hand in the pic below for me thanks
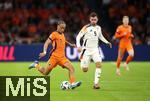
[39,52,46,58]
[130,34,134,38]
[112,36,116,40]
[108,42,112,48]
[77,47,82,53]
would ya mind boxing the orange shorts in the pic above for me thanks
[47,55,70,70]
[119,42,133,51]
[119,42,134,54]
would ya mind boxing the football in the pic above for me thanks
[60,81,71,90]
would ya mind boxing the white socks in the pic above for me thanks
[94,68,101,84]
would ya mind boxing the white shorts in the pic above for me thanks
[80,48,102,68]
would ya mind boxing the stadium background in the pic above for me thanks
[0,0,150,61]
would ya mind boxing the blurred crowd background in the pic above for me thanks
[0,0,149,45]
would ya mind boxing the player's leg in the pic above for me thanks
[80,54,91,72]
[35,61,56,75]
[29,56,57,75]
[62,61,75,83]
[92,51,102,89]
[126,49,134,64]
[59,58,81,89]
[124,44,134,70]
[116,47,125,75]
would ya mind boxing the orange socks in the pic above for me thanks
[69,76,75,84]
[117,57,122,68]
[126,56,133,64]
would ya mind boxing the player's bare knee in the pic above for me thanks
[129,53,134,57]
[128,50,134,57]
[118,52,124,59]
[82,68,88,72]
[96,62,101,68]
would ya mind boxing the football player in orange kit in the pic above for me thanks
[29,20,81,89]
[114,16,134,76]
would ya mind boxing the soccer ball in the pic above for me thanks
[60,81,70,90]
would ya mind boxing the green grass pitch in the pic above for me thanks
[0,62,150,101]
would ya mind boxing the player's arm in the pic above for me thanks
[66,40,76,47]
[98,27,112,48]
[114,27,126,39]
[76,26,87,52]
[39,36,52,58]
[43,37,52,54]
[39,32,56,58]
[129,27,134,38]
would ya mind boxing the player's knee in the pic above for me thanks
[130,53,134,57]
[118,52,124,58]
[119,55,124,59]
[96,62,101,68]
[82,68,88,72]
[129,51,134,57]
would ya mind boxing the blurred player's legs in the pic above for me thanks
[116,48,125,76]
[80,54,91,72]
[116,43,134,75]
[80,49,102,89]
[124,45,134,71]
[92,53,102,89]
[93,62,102,89]
[61,61,81,89]
[29,56,81,89]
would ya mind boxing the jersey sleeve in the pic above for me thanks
[76,25,87,47]
[49,32,56,41]
[98,26,109,44]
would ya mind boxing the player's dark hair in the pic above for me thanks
[89,12,98,18]
[57,20,66,25]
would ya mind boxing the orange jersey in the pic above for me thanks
[115,25,133,48]
[49,31,66,58]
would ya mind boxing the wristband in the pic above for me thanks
[43,51,46,54]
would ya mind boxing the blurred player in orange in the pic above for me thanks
[29,20,81,89]
[114,16,134,76]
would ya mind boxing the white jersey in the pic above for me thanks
[76,24,109,66]
[76,24,109,50]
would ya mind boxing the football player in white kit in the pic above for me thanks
[76,12,112,89]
